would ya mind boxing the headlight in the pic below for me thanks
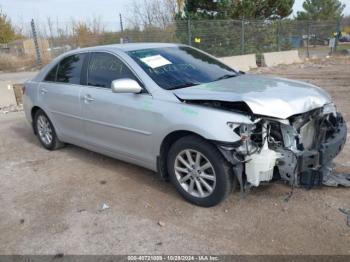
[323,103,336,116]
[227,122,254,141]
[227,122,259,155]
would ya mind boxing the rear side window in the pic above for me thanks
[56,53,86,85]
[44,64,58,82]
[87,52,136,88]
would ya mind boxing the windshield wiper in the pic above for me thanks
[167,82,199,90]
[214,74,237,81]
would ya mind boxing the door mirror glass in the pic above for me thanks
[111,79,142,94]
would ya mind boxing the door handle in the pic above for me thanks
[84,94,94,103]
[40,88,48,94]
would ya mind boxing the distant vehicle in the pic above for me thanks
[23,43,347,206]
[339,35,350,42]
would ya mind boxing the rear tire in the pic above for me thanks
[167,135,235,207]
[34,109,64,150]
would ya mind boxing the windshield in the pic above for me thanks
[127,46,238,90]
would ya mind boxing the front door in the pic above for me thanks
[80,52,156,166]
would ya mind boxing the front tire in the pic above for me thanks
[167,135,234,207]
[34,109,64,150]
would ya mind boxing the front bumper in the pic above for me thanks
[287,113,347,187]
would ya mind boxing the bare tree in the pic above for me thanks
[70,17,106,48]
[126,0,177,29]
[90,16,105,35]
[46,17,54,47]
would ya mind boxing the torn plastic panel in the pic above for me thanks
[183,100,253,116]
[217,105,347,192]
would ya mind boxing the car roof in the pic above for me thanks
[34,43,187,82]
[68,43,183,54]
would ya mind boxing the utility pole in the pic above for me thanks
[185,0,192,46]
[119,13,124,33]
[306,20,310,58]
[276,20,281,52]
[119,13,124,44]
[240,18,245,55]
[334,19,341,52]
[31,19,42,66]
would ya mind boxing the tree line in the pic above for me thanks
[0,0,348,45]
[177,0,345,21]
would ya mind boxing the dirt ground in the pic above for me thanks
[0,57,349,255]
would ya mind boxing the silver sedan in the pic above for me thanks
[23,43,347,206]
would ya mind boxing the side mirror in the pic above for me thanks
[111,78,142,94]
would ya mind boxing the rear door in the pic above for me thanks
[80,51,155,166]
[38,53,87,142]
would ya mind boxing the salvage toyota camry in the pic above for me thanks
[23,43,347,207]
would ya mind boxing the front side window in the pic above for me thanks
[87,52,136,88]
[44,64,58,82]
[127,46,238,90]
[56,53,86,85]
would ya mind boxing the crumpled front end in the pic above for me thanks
[221,103,347,190]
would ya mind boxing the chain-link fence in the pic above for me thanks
[1,18,349,71]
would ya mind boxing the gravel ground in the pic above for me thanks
[0,57,349,255]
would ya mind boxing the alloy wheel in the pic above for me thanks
[174,149,216,198]
[37,115,53,146]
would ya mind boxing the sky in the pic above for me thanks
[1,0,350,29]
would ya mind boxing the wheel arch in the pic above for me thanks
[157,130,212,180]
[31,106,43,134]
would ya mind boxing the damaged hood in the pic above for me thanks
[173,74,331,119]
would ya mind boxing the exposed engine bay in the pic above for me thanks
[188,100,348,191]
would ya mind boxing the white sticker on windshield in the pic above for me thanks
[140,55,171,68]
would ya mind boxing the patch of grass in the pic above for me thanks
[0,53,36,72]
[0,53,51,72]
[337,42,350,51]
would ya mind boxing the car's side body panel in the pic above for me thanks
[148,96,250,154]
[23,80,38,126]
[23,45,254,172]
[37,81,85,143]
[80,86,157,166]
